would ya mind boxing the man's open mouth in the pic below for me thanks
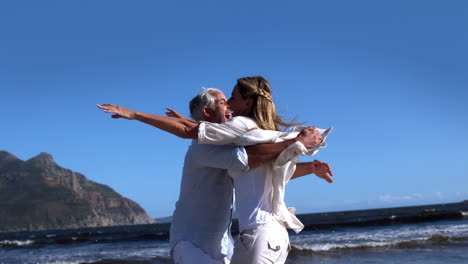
[225,111,233,120]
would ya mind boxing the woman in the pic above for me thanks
[98,76,333,263]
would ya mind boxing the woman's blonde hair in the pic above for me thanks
[236,76,298,131]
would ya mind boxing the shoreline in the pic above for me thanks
[1,200,467,236]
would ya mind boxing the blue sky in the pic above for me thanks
[1,0,467,218]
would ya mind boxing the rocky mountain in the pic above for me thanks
[0,151,156,232]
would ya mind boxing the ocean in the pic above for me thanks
[1,202,468,264]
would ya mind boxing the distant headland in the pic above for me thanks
[0,151,156,232]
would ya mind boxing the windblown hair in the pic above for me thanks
[189,88,221,121]
[236,76,299,131]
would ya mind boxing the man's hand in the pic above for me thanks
[97,104,136,120]
[296,126,323,149]
[310,160,333,183]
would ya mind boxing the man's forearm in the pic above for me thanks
[245,138,298,168]
[134,111,199,139]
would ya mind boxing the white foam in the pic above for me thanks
[41,261,83,264]
[0,239,35,247]
[292,234,445,252]
[291,220,468,252]
[293,240,399,252]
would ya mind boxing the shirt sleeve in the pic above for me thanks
[198,117,258,145]
[193,144,249,171]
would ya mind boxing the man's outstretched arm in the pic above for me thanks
[97,104,199,139]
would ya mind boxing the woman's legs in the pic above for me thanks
[231,221,290,264]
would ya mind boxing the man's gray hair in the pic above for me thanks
[189,88,222,121]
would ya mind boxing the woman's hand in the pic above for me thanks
[165,107,184,118]
[310,160,333,183]
[296,126,323,149]
[165,107,197,123]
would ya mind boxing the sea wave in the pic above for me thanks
[77,255,172,264]
[41,261,84,264]
[290,234,468,253]
[0,239,35,248]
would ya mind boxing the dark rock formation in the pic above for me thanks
[0,151,156,232]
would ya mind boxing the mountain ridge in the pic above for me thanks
[0,151,156,232]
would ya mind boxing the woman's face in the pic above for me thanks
[227,85,252,117]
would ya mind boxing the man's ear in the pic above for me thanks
[201,107,212,118]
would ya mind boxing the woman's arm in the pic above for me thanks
[291,160,333,183]
[245,126,323,168]
[165,107,198,125]
[97,104,199,139]
[163,107,323,168]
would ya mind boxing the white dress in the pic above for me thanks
[198,116,332,233]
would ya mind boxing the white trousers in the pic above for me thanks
[173,241,229,264]
[230,221,290,264]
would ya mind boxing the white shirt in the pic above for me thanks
[170,141,249,261]
[199,116,331,233]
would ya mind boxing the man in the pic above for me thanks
[98,88,324,263]
[169,88,248,263]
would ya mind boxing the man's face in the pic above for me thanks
[204,91,231,123]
